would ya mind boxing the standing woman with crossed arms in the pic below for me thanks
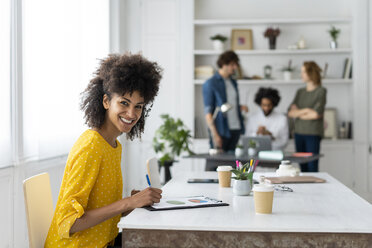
[45,53,163,247]
[288,61,327,172]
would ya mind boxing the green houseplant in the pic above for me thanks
[210,34,227,51]
[153,114,194,183]
[328,26,340,49]
[231,161,254,196]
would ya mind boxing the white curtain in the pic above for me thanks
[22,0,109,160]
[0,0,11,167]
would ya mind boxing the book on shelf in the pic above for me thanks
[342,58,352,79]
[195,65,214,80]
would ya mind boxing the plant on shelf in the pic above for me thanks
[210,34,228,42]
[328,26,341,49]
[281,60,295,81]
[210,34,227,51]
[263,27,280,50]
[153,114,194,183]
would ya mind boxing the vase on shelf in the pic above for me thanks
[269,36,277,50]
[212,40,224,51]
[329,40,337,49]
[283,71,292,81]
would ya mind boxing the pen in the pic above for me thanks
[146,174,152,187]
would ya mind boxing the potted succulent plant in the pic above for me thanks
[281,60,295,81]
[328,26,340,49]
[248,140,257,156]
[264,27,280,50]
[235,144,244,157]
[231,161,254,196]
[210,34,228,51]
[152,114,194,183]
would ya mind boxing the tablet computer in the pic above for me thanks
[187,178,218,183]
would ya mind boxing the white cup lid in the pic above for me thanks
[216,166,233,172]
[253,184,274,192]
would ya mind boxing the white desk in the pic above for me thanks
[118,172,372,247]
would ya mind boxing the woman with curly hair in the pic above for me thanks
[288,61,327,172]
[45,53,163,247]
[246,87,289,151]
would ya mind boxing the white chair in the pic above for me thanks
[23,172,54,248]
[146,157,162,188]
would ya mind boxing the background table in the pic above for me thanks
[186,153,322,171]
[118,171,372,247]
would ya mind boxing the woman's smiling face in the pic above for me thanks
[103,91,145,134]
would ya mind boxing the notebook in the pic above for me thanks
[146,157,162,188]
[144,196,229,211]
[265,176,326,184]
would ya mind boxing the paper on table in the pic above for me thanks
[146,196,228,211]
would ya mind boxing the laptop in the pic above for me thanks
[241,136,272,153]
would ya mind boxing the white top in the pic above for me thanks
[118,171,372,233]
[246,110,289,150]
[224,78,240,130]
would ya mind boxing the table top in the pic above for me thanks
[118,171,372,233]
[185,153,322,164]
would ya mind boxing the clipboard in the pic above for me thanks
[265,176,326,184]
[144,196,229,211]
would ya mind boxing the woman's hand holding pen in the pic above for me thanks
[129,187,162,208]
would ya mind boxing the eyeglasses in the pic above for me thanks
[275,185,293,192]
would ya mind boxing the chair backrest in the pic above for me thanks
[146,157,162,188]
[23,172,54,248]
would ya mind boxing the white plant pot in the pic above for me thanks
[283,71,292,81]
[329,40,337,50]
[248,148,256,156]
[212,40,224,51]
[233,179,252,196]
[235,147,244,157]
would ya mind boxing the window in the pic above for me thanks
[0,0,109,167]
[22,0,109,160]
[0,0,11,167]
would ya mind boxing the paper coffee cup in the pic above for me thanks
[253,184,274,214]
[216,166,232,187]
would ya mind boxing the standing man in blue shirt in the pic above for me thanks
[203,51,248,161]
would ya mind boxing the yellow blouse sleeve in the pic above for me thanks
[56,145,102,239]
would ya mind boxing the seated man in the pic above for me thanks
[246,87,289,151]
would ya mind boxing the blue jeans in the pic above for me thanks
[294,133,321,172]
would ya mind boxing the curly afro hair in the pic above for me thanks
[254,87,281,107]
[80,53,162,140]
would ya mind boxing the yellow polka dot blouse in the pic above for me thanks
[45,130,123,248]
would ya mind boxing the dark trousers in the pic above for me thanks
[209,130,241,152]
[294,133,321,172]
[207,130,241,171]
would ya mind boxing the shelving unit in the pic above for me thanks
[194,79,353,85]
[194,18,352,26]
[192,0,353,141]
[194,48,352,55]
